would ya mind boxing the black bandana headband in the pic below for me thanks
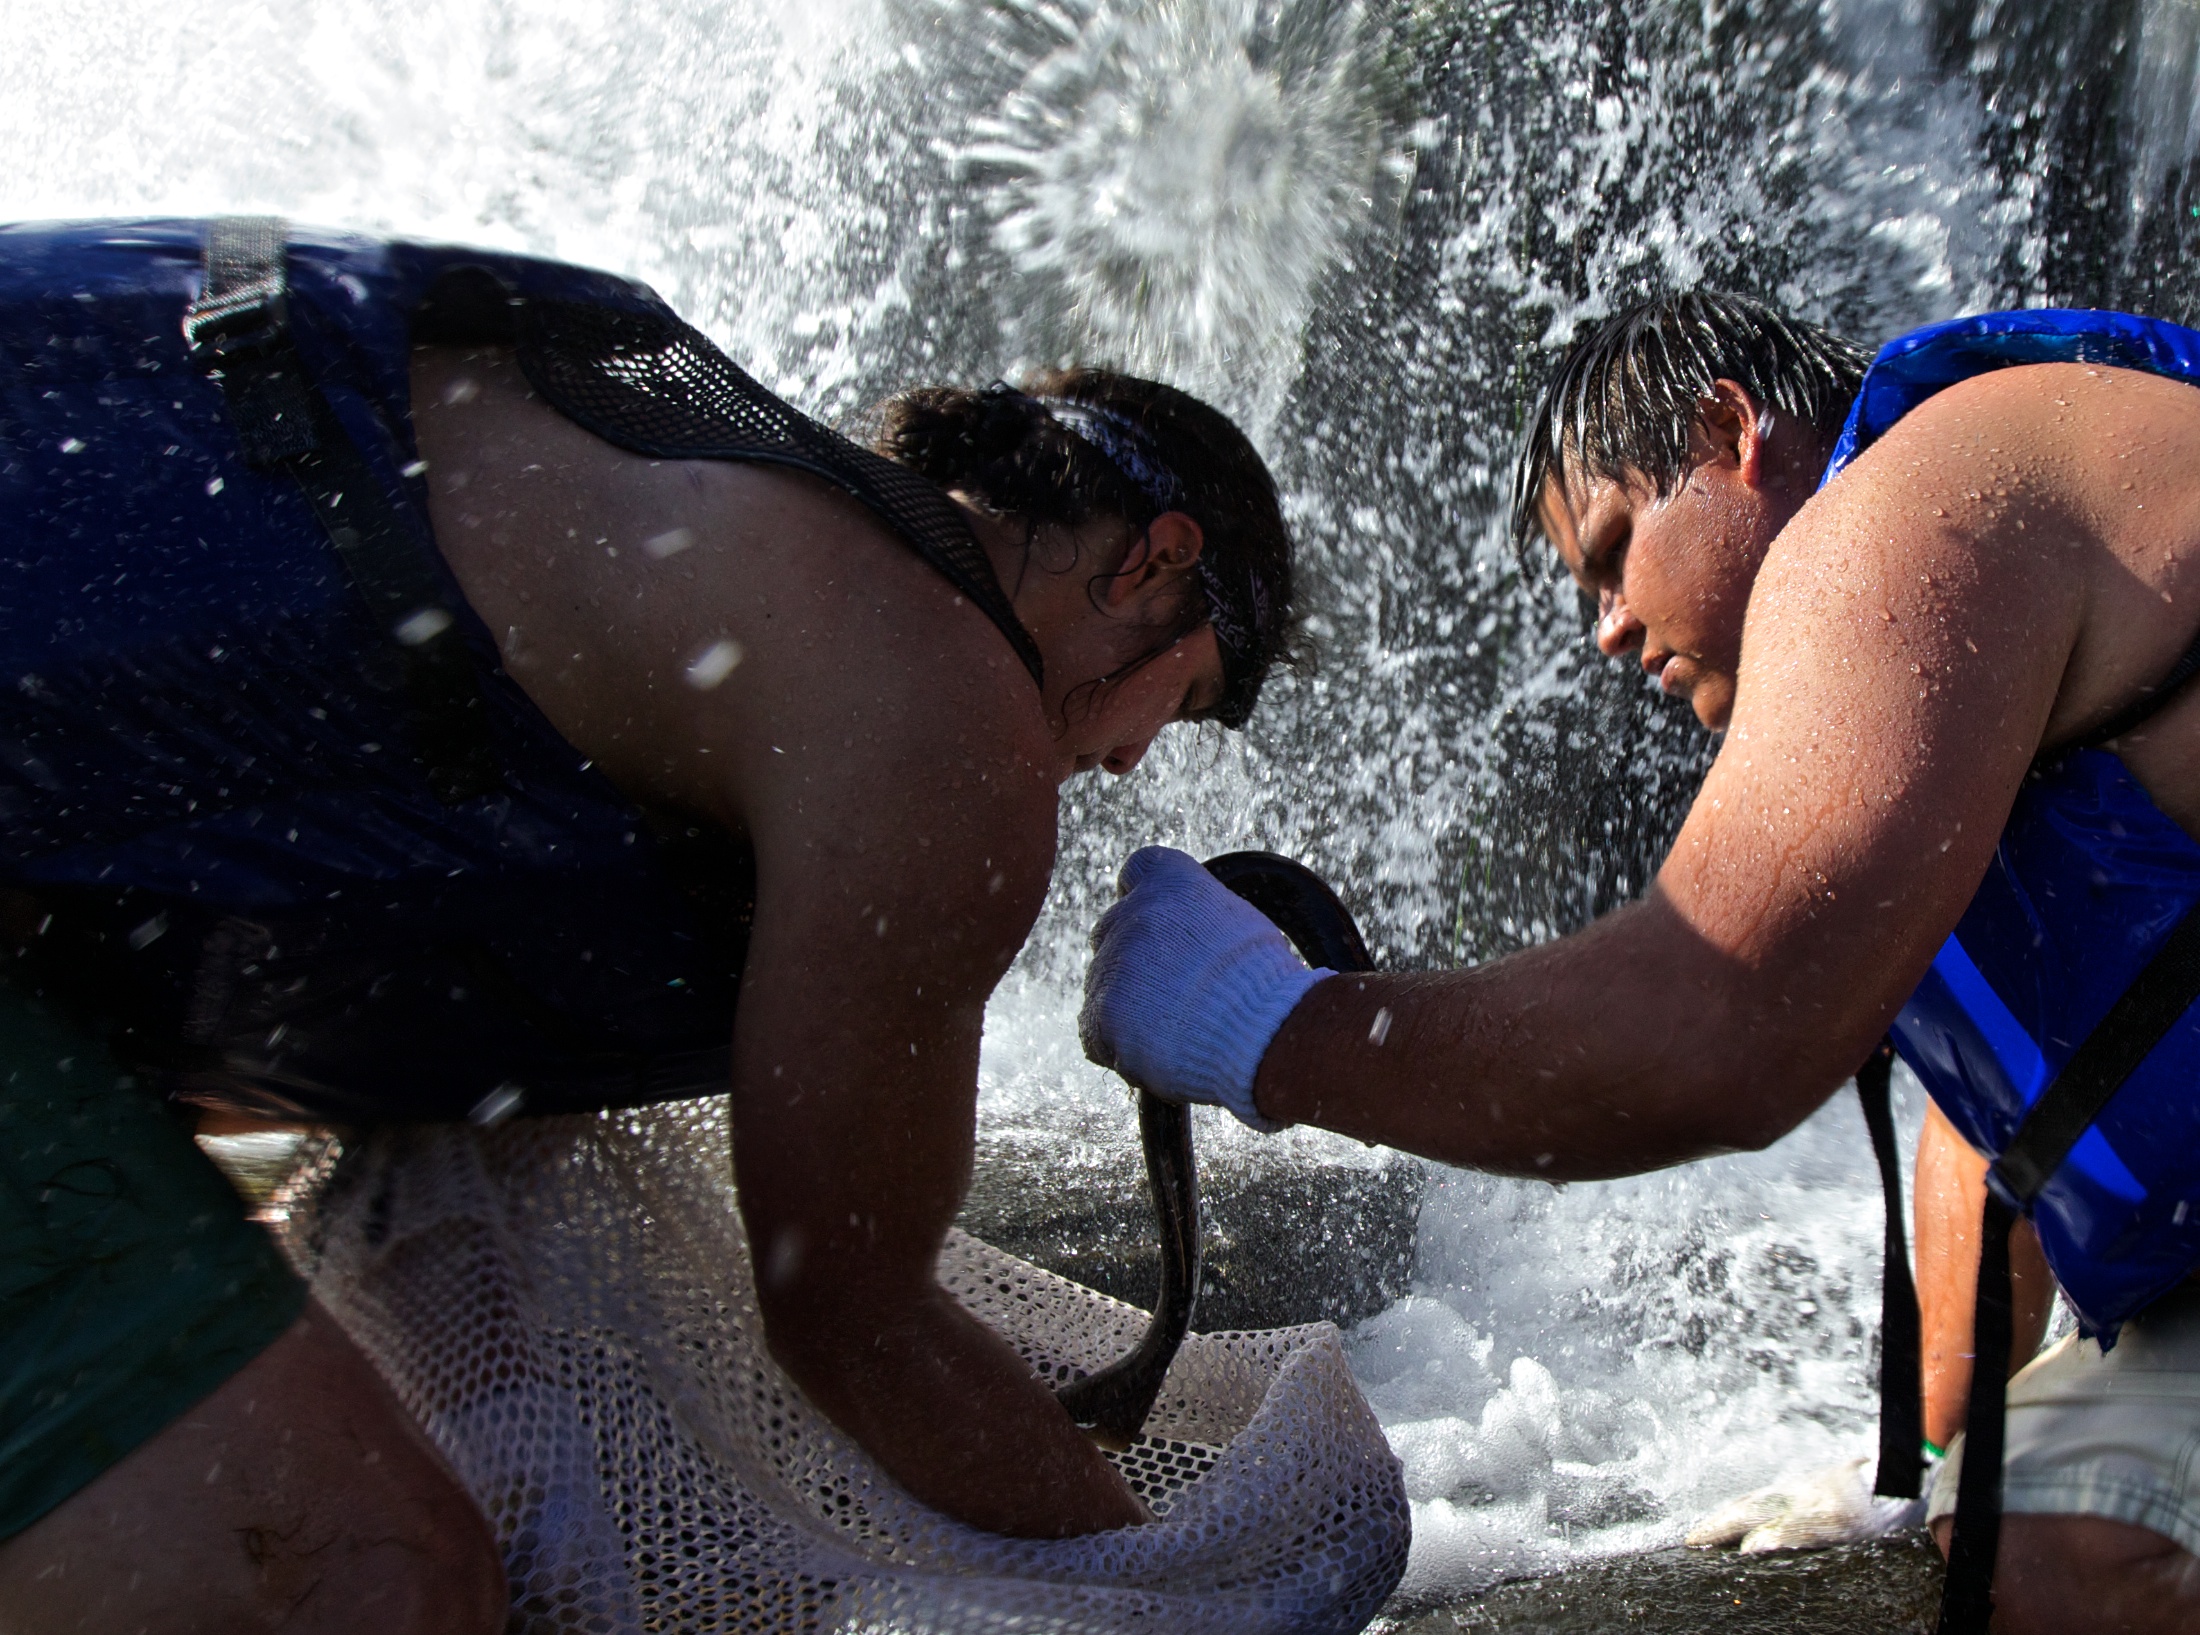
[1022,392,1272,726]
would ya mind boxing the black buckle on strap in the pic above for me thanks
[182,216,288,355]
[187,217,500,804]
[183,218,319,467]
[182,232,288,363]
[181,285,289,364]
[1935,903,2200,1632]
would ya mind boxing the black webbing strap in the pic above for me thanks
[1938,1191,2016,1635]
[183,218,499,804]
[1994,903,2200,1203]
[1858,1038,1924,1500]
[1936,900,2200,1632]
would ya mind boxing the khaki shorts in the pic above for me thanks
[1929,1282,2200,1556]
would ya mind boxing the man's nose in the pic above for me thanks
[1101,735,1156,776]
[1595,587,1644,657]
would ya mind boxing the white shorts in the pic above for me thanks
[1929,1282,2200,1555]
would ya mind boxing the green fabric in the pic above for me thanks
[0,984,305,1540]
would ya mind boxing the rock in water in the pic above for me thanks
[959,1112,1424,1332]
[1386,1539,1945,1635]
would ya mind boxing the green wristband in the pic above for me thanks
[1922,1438,1946,1461]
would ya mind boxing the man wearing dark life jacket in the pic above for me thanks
[0,219,1297,1632]
[1083,292,2200,1631]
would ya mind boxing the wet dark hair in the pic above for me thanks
[1508,291,1871,559]
[872,367,1296,729]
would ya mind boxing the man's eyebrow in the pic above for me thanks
[1576,507,1628,573]
[1537,483,1585,558]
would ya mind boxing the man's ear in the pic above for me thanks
[1104,512,1206,608]
[1695,378,1771,485]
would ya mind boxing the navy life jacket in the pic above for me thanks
[1821,308,2200,1337]
[0,219,1035,1124]
[1823,307,2200,1634]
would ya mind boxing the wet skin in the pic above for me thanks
[1915,1100,2055,1459]
[1569,385,2200,1632]
[1255,361,2200,1170]
[1243,364,2200,1631]
[410,346,1222,1543]
[0,346,1228,1631]
[0,1303,507,1635]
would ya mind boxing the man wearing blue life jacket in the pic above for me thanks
[1081,291,2200,1632]
[0,220,1308,1631]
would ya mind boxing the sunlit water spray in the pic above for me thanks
[13,0,2200,1605]
[953,0,1412,416]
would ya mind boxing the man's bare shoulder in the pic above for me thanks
[410,343,1058,829]
[1841,362,2200,735]
[1840,360,2200,522]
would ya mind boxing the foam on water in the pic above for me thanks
[982,967,1934,1595]
[11,0,2197,1604]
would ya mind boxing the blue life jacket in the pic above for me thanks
[1821,309,2200,1332]
[0,219,1023,1125]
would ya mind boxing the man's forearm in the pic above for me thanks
[1253,896,1877,1179]
[762,1282,1147,1538]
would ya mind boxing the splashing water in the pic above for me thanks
[953,0,1411,411]
[12,0,2200,1605]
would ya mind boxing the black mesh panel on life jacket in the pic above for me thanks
[503,292,1045,690]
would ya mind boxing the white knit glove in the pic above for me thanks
[1078,846,1332,1130]
[1683,1455,1928,1553]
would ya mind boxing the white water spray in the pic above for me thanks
[953,0,1410,415]
[9,0,2189,1605]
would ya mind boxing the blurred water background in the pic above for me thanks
[12,0,2200,1603]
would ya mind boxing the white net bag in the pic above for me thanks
[269,1100,1409,1634]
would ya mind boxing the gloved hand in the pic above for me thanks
[1682,1455,1928,1553]
[1079,846,1332,1130]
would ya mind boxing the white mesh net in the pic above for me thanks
[265,1101,1410,1634]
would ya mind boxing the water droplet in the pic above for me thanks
[684,638,743,689]
[469,1084,525,1126]
[394,606,453,646]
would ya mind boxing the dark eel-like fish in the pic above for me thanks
[1056,851,1375,1447]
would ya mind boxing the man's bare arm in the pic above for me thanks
[1256,370,2141,1174]
[414,340,1145,1533]
[729,712,1146,1538]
